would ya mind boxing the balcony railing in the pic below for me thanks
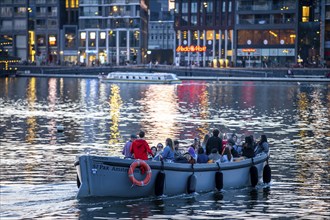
[80,0,101,4]
[13,0,25,4]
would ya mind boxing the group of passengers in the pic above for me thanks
[122,129,269,164]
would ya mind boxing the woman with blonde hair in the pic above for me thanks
[160,138,175,162]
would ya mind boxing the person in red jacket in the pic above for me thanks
[130,130,153,160]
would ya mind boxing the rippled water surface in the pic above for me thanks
[0,77,329,219]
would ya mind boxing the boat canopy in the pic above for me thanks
[106,72,178,81]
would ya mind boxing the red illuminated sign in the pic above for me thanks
[242,49,256,53]
[176,45,207,52]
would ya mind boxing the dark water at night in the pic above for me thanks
[0,77,329,219]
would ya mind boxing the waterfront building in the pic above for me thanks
[0,0,30,62]
[78,0,149,66]
[174,0,235,67]
[236,0,327,68]
[148,0,175,64]
[0,36,20,75]
[61,0,79,65]
[34,0,65,65]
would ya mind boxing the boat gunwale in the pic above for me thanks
[76,153,268,172]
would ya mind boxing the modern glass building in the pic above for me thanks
[78,0,149,66]
[174,0,235,67]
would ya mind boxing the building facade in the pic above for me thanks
[235,0,297,68]
[61,0,79,65]
[174,0,235,67]
[78,0,149,66]
[148,0,175,64]
[321,0,330,67]
[0,0,30,62]
[34,0,65,65]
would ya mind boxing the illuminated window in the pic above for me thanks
[90,32,96,40]
[49,35,56,46]
[302,6,309,22]
[100,32,106,39]
[80,32,86,39]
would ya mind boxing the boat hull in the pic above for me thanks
[75,154,269,198]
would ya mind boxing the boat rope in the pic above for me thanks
[216,161,221,171]
[191,163,195,174]
[161,159,164,171]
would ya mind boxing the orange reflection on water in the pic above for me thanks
[139,85,180,146]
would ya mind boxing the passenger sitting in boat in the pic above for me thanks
[208,148,221,162]
[150,146,157,159]
[197,147,208,163]
[188,137,199,161]
[231,134,243,155]
[174,152,195,164]
[226,138,240,158]
[242,136,255,158]
[222,133,228,146]
[160,138,175,162]
[221,147,233,163]
[255,134,269,155]
[206,129,223,155]
[173,140,182,159]
[153,143,164,161]
[122,134,137,159]
[130,130,153,160]
[201,134,210,152]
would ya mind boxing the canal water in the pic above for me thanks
[0,77,329,219]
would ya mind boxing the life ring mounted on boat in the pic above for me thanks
[128,160,152,186]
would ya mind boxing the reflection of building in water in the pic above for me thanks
[295,87,329,197]
[48,78,58,145]
[177,81,210,139]
[109,84,122,145]
[241,82,256,109]
[26,78,37,143]
[297,92,309,138]
[139,85,179,146]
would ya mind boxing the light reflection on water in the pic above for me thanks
[0,77,329,219]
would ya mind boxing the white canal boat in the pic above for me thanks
[75,152,271,198]
[99,72,181,84]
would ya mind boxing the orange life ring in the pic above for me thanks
[128,160,152,186]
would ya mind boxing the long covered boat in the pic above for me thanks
[99,72,181,84]
[75,152,271,198]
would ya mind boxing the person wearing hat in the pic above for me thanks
[122,134,137,158]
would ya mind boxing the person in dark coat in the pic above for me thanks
[242,136,255,158]
[206,129,223,155]
[197,147,208,163]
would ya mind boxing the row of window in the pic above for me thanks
[79,18,140,29]
[238,13,295,25]
[80,5,140,17]
[237,30,296,45]
[1,20,26,30]
[79,30,140,48]
[176,1,232,14]
[149,34,175,40]
[236,0,296,11]
[177,13,233,27]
